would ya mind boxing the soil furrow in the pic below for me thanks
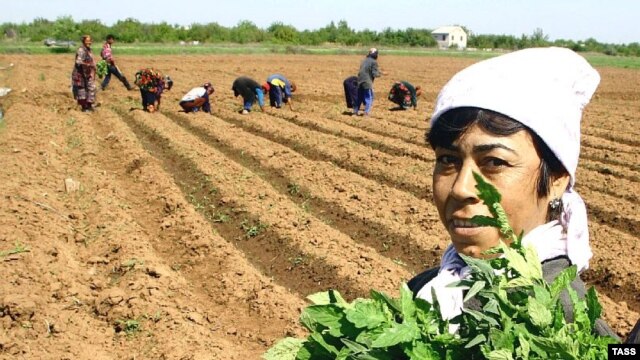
[164,111,446,273]
[117,106,411,300]
[264,110,435,163]
[583,128,640,148]
[114,108,380,300]
[74,108,301,357]
[211,107,434,199]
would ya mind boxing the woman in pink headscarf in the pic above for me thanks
[407,47,625,339]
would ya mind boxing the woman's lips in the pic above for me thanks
[449,218,485,237]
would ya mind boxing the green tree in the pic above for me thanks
[268,22,298,44]
[230,20,264,44]
[52,16,80,41]
[23,17,53,41]
[78,19,108,42]
[112,18,143,43]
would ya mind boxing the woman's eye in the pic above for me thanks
[436,155,458,166]
[484,157,509,167]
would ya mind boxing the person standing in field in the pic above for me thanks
[100,34,133,91]
[342,75,358,109]
[179,82,214,113]
[353,48,384,116]
[71,34,97,112]
[231,76,265,114]
[387,81,422,110]
[134,68,165,112]
[265,74,296,110]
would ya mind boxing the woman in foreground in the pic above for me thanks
[407,47,627,338]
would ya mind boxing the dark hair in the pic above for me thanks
[106,34,115,41]
[427,107,566,202]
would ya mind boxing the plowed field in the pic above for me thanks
[0,54,639,359]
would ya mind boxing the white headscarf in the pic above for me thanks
[417,47,600,321]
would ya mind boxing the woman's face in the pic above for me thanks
[83,36,92,47]
[432,123,550,258]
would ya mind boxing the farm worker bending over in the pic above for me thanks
[179,82,214,113]
[387,81,422,110]
[71,34,97,112]
[264,74,296,110]
[353,48,385,116]
[232,76,265,114]
[134,68,165,112]
[342,75,358,109]
[100,34,133,91]
[407,47,624,339]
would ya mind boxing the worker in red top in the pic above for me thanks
[100,34,133,91]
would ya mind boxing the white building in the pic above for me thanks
[431,26,468,49]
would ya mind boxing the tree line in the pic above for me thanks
[2,16,639,56]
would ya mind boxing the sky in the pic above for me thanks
[1,0,638,44]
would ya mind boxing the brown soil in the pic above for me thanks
[0,53,638,359]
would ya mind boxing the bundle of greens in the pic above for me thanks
[96,60,108,79]
[264,173,617,359]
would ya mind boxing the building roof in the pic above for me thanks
[432,26,466,35]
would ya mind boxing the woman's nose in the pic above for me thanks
[450,163,479,202]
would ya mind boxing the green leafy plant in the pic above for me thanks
[0,241,30,257]
[96,60,108,79]
[264,172,617,359]
[115,318,142,336]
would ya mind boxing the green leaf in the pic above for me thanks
[585,286,602,327]
[462,308,500,327]
[503,245,542,280]
[483,298,500,316]
[399,283,417,320]
[530,334,577,360]
[527,296,553,329]
[465,334,487,348]
[549,265,577,299]
[262,337,306,360]
[370,322,420,348]
[301,304,345,336]
[484,349,514,360]
[532,284,551,307]
[404,342,441,360]
[473,172,501,207]
[504,277,533,289]
[307,289,348,307]
[459,254,495,282]
[346,299,388,329]
[370,290,400,313]
[340,338,368,353]
[309,332,340,355]
[463,280,486,303]
[516,333,530,359]
[470,215,499,228]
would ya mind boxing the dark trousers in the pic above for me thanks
[268,85,283,107]
[102,64,131,90]
[140,89,159,111]
[343,76,358,108]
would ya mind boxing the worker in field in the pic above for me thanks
[100,34,134,91]
[231,76,265,114]
[179,82,214,113]
[264,74,296,110]
[342,75,358,109]
[387,81,422,110]
[71,34,97,112]
[353,48,385,116]
[134,68,165,112]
